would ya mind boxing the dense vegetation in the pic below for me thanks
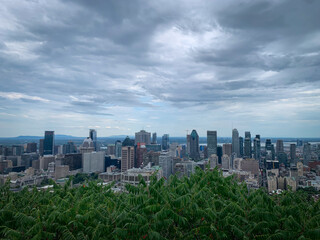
[0,168,320,239]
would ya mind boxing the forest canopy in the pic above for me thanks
[1,168,320,239]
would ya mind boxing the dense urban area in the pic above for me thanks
[1,129,320,239]
[1,129,320,193]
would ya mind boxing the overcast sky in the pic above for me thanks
[0,0,320,138]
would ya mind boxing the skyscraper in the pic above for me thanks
[207,131,217,157]
[89,129,97,151]
[122,136,134,147]
[303,142,311,165]
[244,131,252,158]
[253,135,261,161]
[223,143,232,156]
[189,130,200,160]
[152,132,157,144]
[159,151,173,180]
[290,144,296,164]
[39,139,44,156]
[232,129,240,157]
[217,145,223,164]
[135,142,147,168]
[115,140,122,158]
[239,136,244,157]
[26,143,37,153]
[186,134,190,154]
[276,140,284,154]
[43,131,54,155]
[121,146,135,172]
[162,134,169,150]
[135,130,151,145]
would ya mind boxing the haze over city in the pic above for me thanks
[1,0,320,137]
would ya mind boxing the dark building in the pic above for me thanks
[43,131,54,155]
[276,140,284,154]
[21,153,39,168]
[62,153,82,171]
[244,131,252,158]
[253,135,261,161]
[239,137,244,157]
[277,152,288,167]
[63,141,77,154]
[26,143,37,153]
[217,145,223,164]
[207,131,217,157]
[189,130,200,160]
[290,144,296,164]
[162,134,169,150]
[105,155,121,170]
[146,144,161,152]
[89,129,97,151]
[152,132,157,144]
[122,136,134,147]
[12,145,24,156]
[39,139,44,156]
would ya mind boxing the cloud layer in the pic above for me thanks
[0,0,320,137]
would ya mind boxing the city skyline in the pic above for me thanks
[1,0,320,137]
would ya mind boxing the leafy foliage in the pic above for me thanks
[0,168,319,239]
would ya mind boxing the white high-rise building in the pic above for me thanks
[222,154,230,170]
[83,151,105,173]
[159,151,173,180]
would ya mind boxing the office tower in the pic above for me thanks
[122,136,134,146]
[253,135,261,160]
[244,134,251,158]
[39,139,44,156]
[62,153,82,170]
[207,131,217,157]
[265,139,272,151]
[106,144,115,155]
[62,141,77,154]
[232,129,240,157]
[115,140,122,158]
[217,145,223,164]
[89,129,97,151]
[290,144,296,164]
[152,132,157,144]
[186,134,191,154]
[83,151,105,173]
[43,131,54,155]
[239,137,244,157]
[121,146,135,172]
[12,145,24,156]
[276,140,284,154]
[79,138,95,154]
[303,143,311,165]
[223,143,232,156]
[136,142,147,168]
[159,151,173,180]
[265,139,275,160]
[26,143,37,153]
[162,134,169,150]
[135,130,151,145]
[189,130,200,160]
